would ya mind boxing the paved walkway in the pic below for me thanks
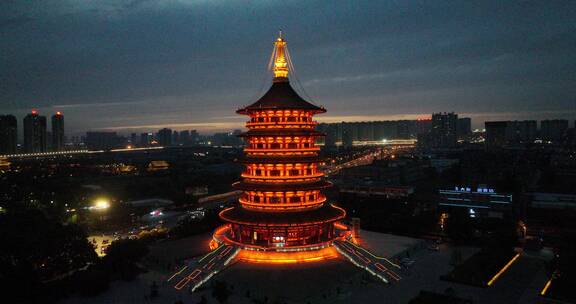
[334,239,402,284]
[167,244,239,292]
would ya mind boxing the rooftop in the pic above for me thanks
[237,81,325,114]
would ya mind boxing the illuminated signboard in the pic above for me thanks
[454,186,495,193]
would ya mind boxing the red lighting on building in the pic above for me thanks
[215,33,347,257]
[31,109,38,115]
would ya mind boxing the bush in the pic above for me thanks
[101,239,149,280]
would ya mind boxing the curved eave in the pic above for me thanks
[233,180,332,191]
[240,156,327,164]
[219,204,346,226]
[236,81,326,115]
[238,130,325,138]
[237,107,326,115]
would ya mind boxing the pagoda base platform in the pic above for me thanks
[170,225,404,292]
[211,223,351,253]
[237,246,339,264]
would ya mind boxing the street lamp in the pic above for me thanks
[92,198,110,210]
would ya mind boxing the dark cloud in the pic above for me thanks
[0,0,574,133]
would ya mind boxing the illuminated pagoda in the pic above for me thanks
[216,33,347,254]
[170,34,397,292]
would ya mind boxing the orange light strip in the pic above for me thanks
[334,222,349,230]
[244,148,320,152]
[487,253,520,286]
[247,152,318,157]
[246,122,317,126]
[241,173,324,179]
[237,247,338,264]
[239,197,326,210]
[540,277,553,296]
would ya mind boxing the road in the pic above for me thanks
[324,150,382,175]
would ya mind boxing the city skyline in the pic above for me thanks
[1,1,575,134]
[3,3,576,303]
[3,108,576,139]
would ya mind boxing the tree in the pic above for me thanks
[0,209,97,301]
[444,211,474,243]
[211,280,231,303]
[101,239,149,280]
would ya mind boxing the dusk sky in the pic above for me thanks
[1,0,575,135]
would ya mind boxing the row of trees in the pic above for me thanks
[0,209,150,302]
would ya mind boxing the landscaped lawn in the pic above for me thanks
[543,275,576,303]
[409,290,472,304]
[442,248,517,287]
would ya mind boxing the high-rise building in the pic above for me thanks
[457,117,472,139]
[190,130,199,144]
[179,130,190,145]
[506,120,537,144]
[415,118,432,137]
[51,112,65,151]
[485,121,508,148]
[130,133,138,146]
[172,130,180,145]
[216,34,345,255]
[85,131,120,150]
[318,123,338,150]
[157,128,172,146]
[430,112,458,148]
[484,120,537,147]
[541,119,569,142]
[23,110,47,153]
[140,132,153,147]
[342,123,354,148]
[0,115,17,155]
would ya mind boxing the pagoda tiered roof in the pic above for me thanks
[220,204,345,226]
[240,155,327,164]
[233,180,332,191]
[237,81,325,115]
[238,129,325,137]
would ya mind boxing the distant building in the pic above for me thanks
[430,112,458,148]
[340,184,414,199]
[320,123,338,150]
[130,133,138,145]
[457,117,471,140]
[140,132,153,147]
[485,120,538,147]
[179,130,190,144]
[211,130,243,146]
[338,158,427,184]
[485,121,508,148]
[341,123,354,148]
[157,128,172,146]
[147,160,170,172]
[172,130,179,144]
[180,131,190,143]
[438,185,513,218]
[190,130,200,144]
[0,115,17,155]
[430,158,459,173]
[51,112,65,151]
[23,110,47,153]
[415,119,432,137]
[85,131,121,150]
[506,120,537,144]
[529,192,576,210]
[541,119,568,142]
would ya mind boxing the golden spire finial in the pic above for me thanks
[273,31,288,80]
